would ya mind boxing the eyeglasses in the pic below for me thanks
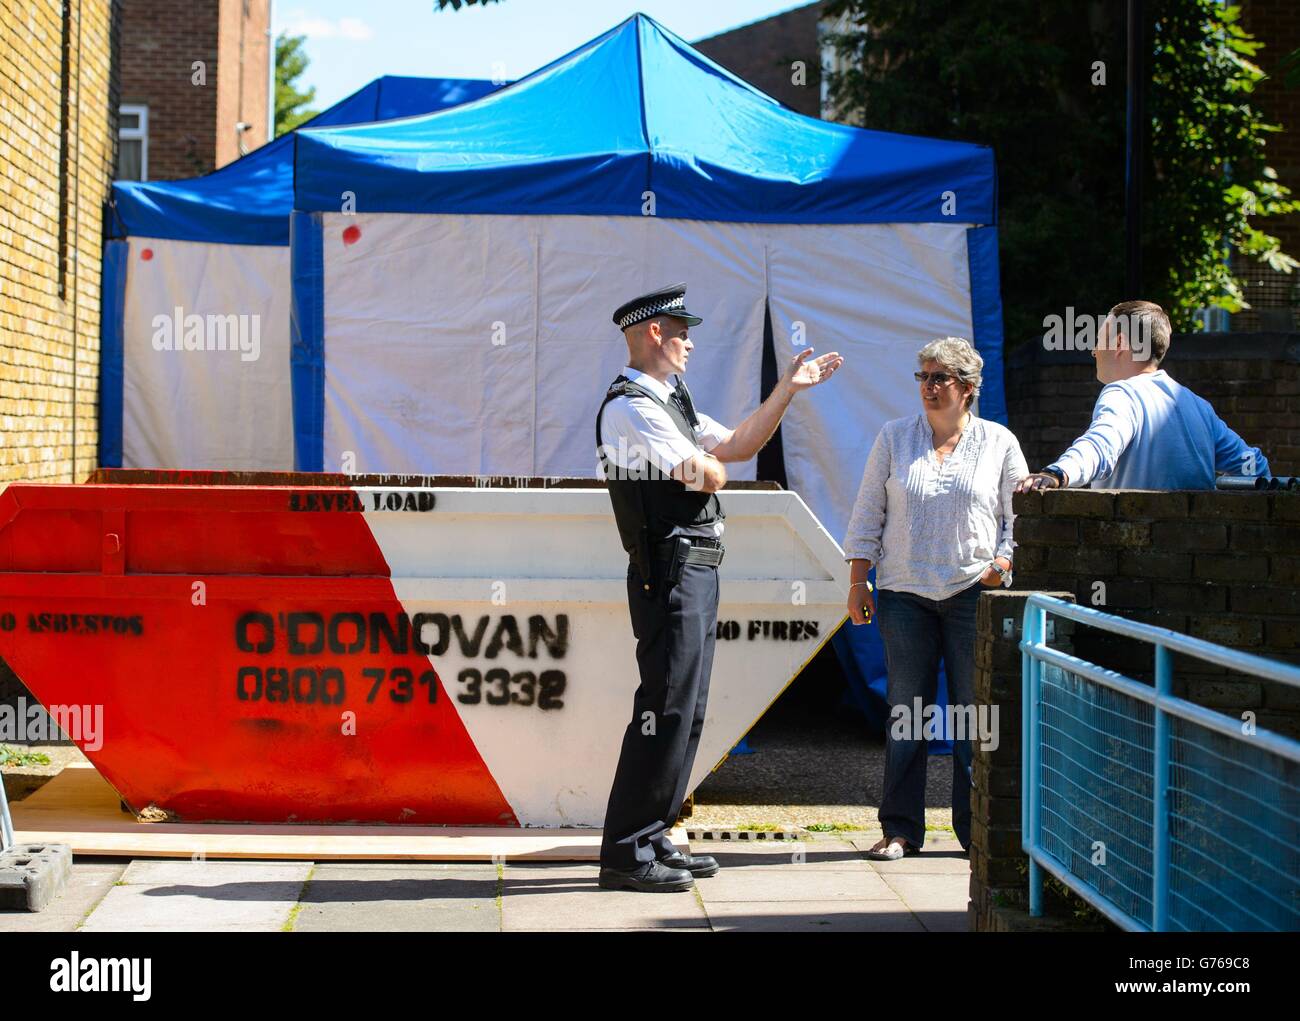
[914,371,961,386]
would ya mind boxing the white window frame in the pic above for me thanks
[119,104,149,181]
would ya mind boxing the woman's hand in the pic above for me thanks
[847,581,876,624]
[846,560,875,624]
[979,557,1012,587]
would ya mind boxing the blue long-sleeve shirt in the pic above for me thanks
[1047,370,1270,490]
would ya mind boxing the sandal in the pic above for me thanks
[865,836,919,860]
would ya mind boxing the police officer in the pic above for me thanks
[595,283,843,892]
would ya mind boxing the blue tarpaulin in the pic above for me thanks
[108,76,502,246]
[293,15,996,226]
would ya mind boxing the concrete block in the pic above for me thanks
[0,842,72,912]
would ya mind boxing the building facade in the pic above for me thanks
[117,0,270,181]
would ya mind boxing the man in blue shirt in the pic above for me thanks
[1018,300,1270,492]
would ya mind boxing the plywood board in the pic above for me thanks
[11,765,683,862]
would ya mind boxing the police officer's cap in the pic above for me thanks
[612,283,703,331]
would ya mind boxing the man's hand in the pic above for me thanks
[979,556,1012,587]
[1015,471,1065,494]
[782,348,844,395]
[710,349,843,464]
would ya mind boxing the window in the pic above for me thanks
[118,104,148,181]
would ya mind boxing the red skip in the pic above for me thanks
[0,483,517,826]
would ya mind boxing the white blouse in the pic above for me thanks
[843,413,1028,601]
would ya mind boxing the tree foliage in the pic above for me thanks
[1148,3,1298,323]
[823,0,1297,339]
[275,32,318,137]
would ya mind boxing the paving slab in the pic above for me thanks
[519,927,711,933]
[877,872,972,932]
[6,834,972,933]
[78,860,311,932]
[688,837,970,928]
[702,898,928,932]
[698,866,896,902]
[907,907,970,933]
[0,860,125,932]
[291,863,499,932]
[691,839,868,871]
[501,863,709,931]
[847,836,972,874]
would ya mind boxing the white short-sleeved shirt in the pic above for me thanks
[598,366,733,539]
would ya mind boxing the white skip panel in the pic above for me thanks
[534,216,766,479]
[361,488,848,827]
[766,222,977,543]
[319,213,766,480]
[121,237,293,469]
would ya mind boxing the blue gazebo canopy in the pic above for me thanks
[109,76,501,246]
[293,14,996,226]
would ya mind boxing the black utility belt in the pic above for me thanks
[652,536,725,569]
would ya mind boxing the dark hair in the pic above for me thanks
[1107,300,1172,364]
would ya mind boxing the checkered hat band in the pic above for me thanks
[618,294,685,329]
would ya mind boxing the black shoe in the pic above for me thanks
[598,860,694,892]
[658,852,720,878]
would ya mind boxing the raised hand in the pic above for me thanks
[784,348,844,392]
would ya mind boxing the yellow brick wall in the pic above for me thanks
[0,0,118,482]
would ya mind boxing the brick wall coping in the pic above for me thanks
[1014,487,1294,508]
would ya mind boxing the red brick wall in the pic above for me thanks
[693,1,825,118]
[120,0,219,179]
[119,0,268,180]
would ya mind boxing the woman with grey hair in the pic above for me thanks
[843,337,1027,859]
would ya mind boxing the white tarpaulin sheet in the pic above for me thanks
[319,213,767,480]
[316,212,975,542]
[121,237,293,470]
[767,222,976,540]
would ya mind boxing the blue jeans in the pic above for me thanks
[874,583,982,850]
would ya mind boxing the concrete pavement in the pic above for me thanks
[0,831,971,933]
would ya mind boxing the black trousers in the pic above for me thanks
[600,558,720,869]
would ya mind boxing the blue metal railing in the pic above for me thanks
[1020,594,1300,931]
